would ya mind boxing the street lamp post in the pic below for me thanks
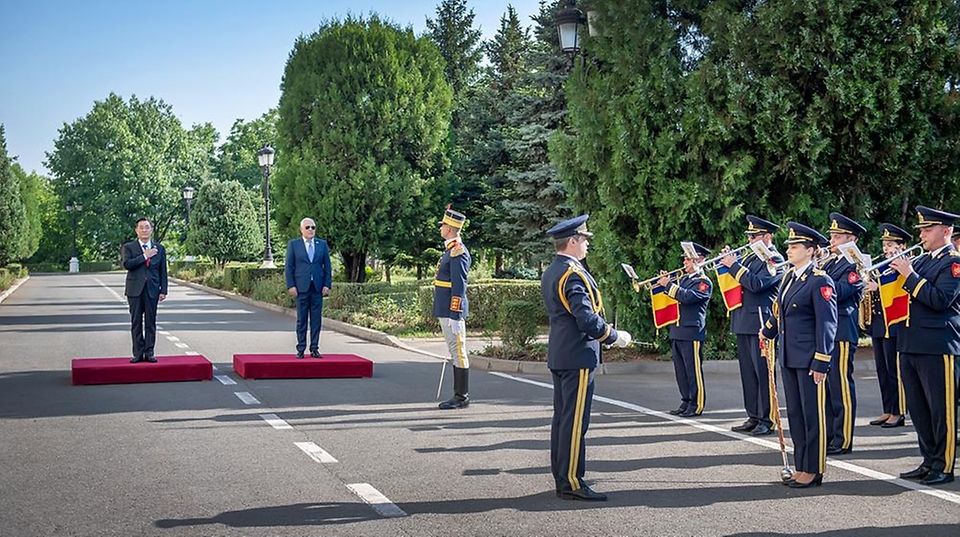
[256,145,276,269]
[181,186,195,261]
[65,201,83,273]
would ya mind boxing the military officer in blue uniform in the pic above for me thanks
[659,242,713,417]
[434,207,472,410]
[890,206,960,486]
[821,213,866,455]
[720,215,784,435]
[761,222,837,488]
[865,223,911,429]
[541,215,631,501]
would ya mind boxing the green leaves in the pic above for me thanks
[187,179,264,266]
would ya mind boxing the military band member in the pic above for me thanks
[542,215,631,501]
[761,222,837,488]
[720,216,784,435]
[865,224,911,429]
[890,206,960,486]
[659,243,713,417]
[434,207,472,410]
[822,213,866,455]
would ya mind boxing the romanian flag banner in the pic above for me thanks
[878,270,909,327]
[715,264,743,312]
[650,284,679,329]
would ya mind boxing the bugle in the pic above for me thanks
[633,267,685,291]
[699,244,752,272]
[865,243,924,275]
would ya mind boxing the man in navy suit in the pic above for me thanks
[285,217,332,359]
[890,206,960,486]
[122,218,168,363]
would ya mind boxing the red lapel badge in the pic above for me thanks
[698,282,709,292]
[820,286,833,301]
[952,263,960,278]
[847,272,859,284]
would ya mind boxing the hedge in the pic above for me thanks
[417,280,545,329]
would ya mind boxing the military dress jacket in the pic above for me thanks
[728,248,784,335]
[762,265,838,373]
[432,240,471,320]
[897,245,960,356]
[541,255,620,370]
[665,272,713,342]
[823,256,865,343]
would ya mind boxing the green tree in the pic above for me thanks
[216,109,278,189]
[0,125,28,265]
[187,179,264,266]
[426,0,483,103]
[274,15,453,282]
[24,178,69,265]
[12,164,43,260]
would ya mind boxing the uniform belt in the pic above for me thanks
[433,280,452,288]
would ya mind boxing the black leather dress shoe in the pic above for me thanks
[788,474,823,488]
[732,419,759,433]
[679,410,701,418]
[751,424,773,436]
[144,355,157,363]
[869,415,891,426]
[310,350,322,358]
[899,465,931,479]
[560,485,607,501]
[668,407,686,416]
[130,357,143,363]
[920,471,954,486]
[881,415,905,428]
[296,351,304,359]
[826,445,852,455]
[439,397,469,410]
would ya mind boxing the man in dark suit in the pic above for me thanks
[122,218,168,363]
[285,218,332,359]
[541,215,631,502]
[890,206,960,486]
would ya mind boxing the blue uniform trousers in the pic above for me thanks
[551,368,595,492]
[736,334,775,427]
[826,340,857,450]
[900,353,957,474]
[872,337,905,416]
[671,339,705,414]
[295,282,323,353]
[782,365,827,474]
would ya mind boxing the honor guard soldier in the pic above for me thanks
[890,206,960,486]
[541,215,631,501]
[865,224,911,429]
[434,207,472,410]
[761,222,837,488]
[660,242,713,417]
[821,213,866,455]
[721,216,784,435]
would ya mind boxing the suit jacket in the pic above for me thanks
[541,255,619,370]
[122,240,168,298]
[728,249,783,334]
[822,256,864,342]
[897,245,960,355]
[666,271,712,341]
[432,239,471,320]
[285,237,332,293]
[762,265,837,373]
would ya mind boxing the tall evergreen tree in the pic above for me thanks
[0,125,28,265]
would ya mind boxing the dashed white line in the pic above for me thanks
[489,371,960,506]
[166,336,180,342]
[158,331,171,336]
[346,483,406,518]
[174,342,190,349]
[234,391,259,404]
[260,414,293,430]
[185,351,200,355]
[215,374,237,386]
[294,441,339,464]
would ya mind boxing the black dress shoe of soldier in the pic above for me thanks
[750,424,773,436]
[788,474,823,488]
[130,356,144,363]
[560,485,607,501]
[310,350,322,358]
[296,351,304,359]
[439,396,469,410]
[920,471,954,486]
[826,445,852,455]
[679,409,701,418]
[668,407,685,416]
[898,466,930,480]
[144,355,157,363]
[732,419,759,433]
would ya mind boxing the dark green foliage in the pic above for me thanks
[416,279,546,328]
[187,180,264,266]
[499,300,539,349]
[0,126,27,265]
[216,110,278,189]
[12,165,43,261]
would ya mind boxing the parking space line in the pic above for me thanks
[260,414,293,430]
[346,483,406,517]
[234,391,259,405]
[294,441,338,464]
[215,374,237,386]
[166,336,180,342]
[174,342,189,349]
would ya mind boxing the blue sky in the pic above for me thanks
[0,0,545,175]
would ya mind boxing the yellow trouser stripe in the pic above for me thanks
[768,342,778,426]
[568,369,588,490]
[896,352,907,416]
[694,341,705,413]
[818,380,827,473]
[839,341,854,449]
[945,355,956,473]
[455,330,467,368]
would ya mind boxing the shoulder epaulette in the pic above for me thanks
[813,268,827,277]
[451,244,465,257]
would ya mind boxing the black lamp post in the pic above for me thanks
[256,145,276,269]
[556,0,587,56]
[65,201,83,272]
[181,186,195,225]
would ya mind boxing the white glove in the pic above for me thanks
[612,330,632,348]
[448,318,463,335]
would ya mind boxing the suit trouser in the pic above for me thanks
[439,318,469,369]
[736,333,775,427]
[128,291,159,359]
[827,340,857,450]
[872,337,905,416]
[671,339,705,414]
[782,365,827,474]
[900,353,957,474]
[551,368,595,492]
[295,282,323,352]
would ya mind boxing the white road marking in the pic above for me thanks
[234,391,260,405]
[166,336,180,342]
[489,371,960,506]
[346,483,406,518]
[185,351,200,355]
[158,331,171,336]
[215,374,237,386]
[294,441,338,463]
[260,414,293,430]
[92,277,126,303]
[174,342,189,349]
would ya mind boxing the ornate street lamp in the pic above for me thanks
[256,145,276,269]
[65,201,83,273]
[556,0,587,55]
[181,185,195,225]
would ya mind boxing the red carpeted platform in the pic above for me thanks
[71,355,213,386]
[233,354,373,379]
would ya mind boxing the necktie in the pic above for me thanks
[307,240,314,262]
[142,243,150,267]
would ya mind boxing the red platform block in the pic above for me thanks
[233,354,373,379]
[71,355,214,386]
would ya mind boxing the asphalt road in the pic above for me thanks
[1,273,958,536]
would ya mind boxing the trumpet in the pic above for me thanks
[865,243,925,275]
[633,267,685,291]
[699,244,752,272]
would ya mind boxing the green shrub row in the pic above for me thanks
[416,280,545,329]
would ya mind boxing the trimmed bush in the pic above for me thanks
[417,280,544,329]
[499,301,539,350]
[25,262,66,273]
